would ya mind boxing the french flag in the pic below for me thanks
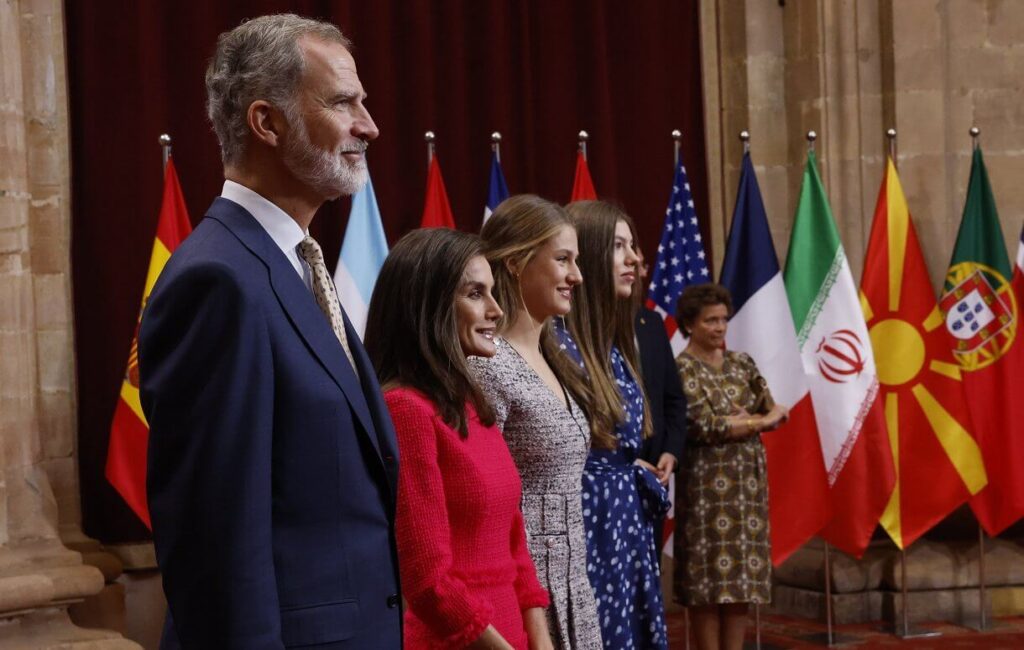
[720,153,831,565]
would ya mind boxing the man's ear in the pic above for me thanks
[247,100,286,148]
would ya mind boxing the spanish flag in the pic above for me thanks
[862,158,987,549]
[105,158,192,528]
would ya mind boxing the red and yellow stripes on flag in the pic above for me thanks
[862,158,987,549]
[105,158,192,528]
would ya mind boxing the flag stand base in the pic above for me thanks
[797,631,862,646]
[877,624,942,639]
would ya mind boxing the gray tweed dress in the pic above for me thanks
[469,339,602,650]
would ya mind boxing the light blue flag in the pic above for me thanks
[334,172,388,339]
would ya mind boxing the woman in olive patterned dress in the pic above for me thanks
[672,284,788,650]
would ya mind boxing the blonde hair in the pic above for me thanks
[564,201,653,449]
[481,195,596,431]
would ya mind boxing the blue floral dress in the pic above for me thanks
[555,319,671,650]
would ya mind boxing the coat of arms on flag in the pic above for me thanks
[940,264,1017,368]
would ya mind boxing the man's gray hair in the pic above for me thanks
[205,14,351,165]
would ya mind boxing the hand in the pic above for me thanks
[655,453,677,485]
[523,608,554,650]
[635,458,660,477]
[468,625,515,650]
[760,405,789,431]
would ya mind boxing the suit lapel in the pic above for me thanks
[207,199,382,460]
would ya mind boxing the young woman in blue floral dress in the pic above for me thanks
[556,201,671,650]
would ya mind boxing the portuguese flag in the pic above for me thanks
[941,147,1024,536]
[105,158,192,528]
[865,158,986,549]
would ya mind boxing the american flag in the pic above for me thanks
[646,161,710,355]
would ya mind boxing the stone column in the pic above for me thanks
[0,0,137,646]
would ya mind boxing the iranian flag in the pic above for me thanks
[783,151,895,557]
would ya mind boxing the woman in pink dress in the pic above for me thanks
[365,228,552,650]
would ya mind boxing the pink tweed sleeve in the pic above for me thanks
[387,389,492,647]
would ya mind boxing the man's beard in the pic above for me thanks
[282,112,368,199]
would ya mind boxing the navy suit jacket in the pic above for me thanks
[140,198,402,649]
[635,307,687,466]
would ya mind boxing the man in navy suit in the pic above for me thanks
[139,15,401,649]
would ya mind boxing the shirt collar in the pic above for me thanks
[221,180,306,255]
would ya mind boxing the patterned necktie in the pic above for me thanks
[297,236,357,373]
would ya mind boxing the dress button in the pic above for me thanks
[386,594,400,608]
[545,538,555,549]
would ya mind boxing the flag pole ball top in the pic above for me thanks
[806,130,817,142]
[491,132,502,143]
[739,130,750,142]
[424,131,435,142]
[158,134,172,146]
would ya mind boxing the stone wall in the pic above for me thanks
[701,0,1023,286]
[0,0,136,646]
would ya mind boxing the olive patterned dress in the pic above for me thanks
[674,350,773,606]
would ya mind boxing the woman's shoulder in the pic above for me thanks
[383,385,439,419]
[467,337,516,374]
[724,349,757,368]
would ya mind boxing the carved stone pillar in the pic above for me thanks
[0,0,138,646]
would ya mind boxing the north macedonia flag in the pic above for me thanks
[862,159,987,549]
[105,158,192,528]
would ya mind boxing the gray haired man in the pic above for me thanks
[140,14,401,648]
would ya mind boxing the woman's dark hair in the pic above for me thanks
[564,200,653,449]
[364,228,495,436]
[675,283,734,336]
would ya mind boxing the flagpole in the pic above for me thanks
[425,131,436,166]
[807,130,817,153]
[578,130,589,162]
[491,131,502,163]
[742,127,762,650]
[672,129,682,166]
[962,124,996,635]
[159,133,172,173]
[877,124,942,643]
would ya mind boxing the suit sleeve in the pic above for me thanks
[140,262,283,649]
[387,390,493,647]
[658,323,688,464]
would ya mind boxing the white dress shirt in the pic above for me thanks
[221,180,313,292]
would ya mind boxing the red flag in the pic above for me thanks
[864,159,986,549]
[105,158,192,528]
[420,156,456,228]
[570,151,597,201]
[956,210,1024,535]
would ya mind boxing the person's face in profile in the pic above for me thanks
[283,36,379,199]
[455,255,503,358]
[688,303,729,351]
[612,220,639,299]
[516,224,582,319]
